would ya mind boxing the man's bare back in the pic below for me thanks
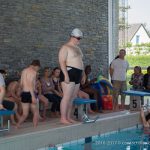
[6,81,19,97]
[16,60,40,128]
[21,67,36,92]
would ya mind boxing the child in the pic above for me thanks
[129,66,143,90]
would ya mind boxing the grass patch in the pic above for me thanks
[126,55,150,67]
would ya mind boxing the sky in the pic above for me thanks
[128,0,150,29]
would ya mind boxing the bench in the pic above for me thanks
[73,98,96,120]
[0,110,15,132]
[122,90,150,111]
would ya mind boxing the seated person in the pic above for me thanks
[41,67,61,117]
[143,66,150,92]
[77,90,95,114]
[0,69,20,125]
[35,76,49,120]
[140,106,150,128]
[6,80,22,115]
[129,66,143,90]
[81,65,102,112]
[51,67,63,98]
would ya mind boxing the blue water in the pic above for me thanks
[41,127,150,150]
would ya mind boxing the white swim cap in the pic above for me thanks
[71,28,83,38]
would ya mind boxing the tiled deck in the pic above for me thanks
[0,109,142,150]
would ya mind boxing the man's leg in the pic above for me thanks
[11,103,21,125]
[38,95,49,119]
[120,81,127,109]
[60,82,75,124]
[16,103,30,128]
[67,83,80,123]
[31,103,39,127]
[113,81,121,111]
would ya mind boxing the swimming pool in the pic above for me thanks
[39,126,150,150]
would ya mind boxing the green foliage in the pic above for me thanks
[126,55,150,67]
[134,42,150,47]
[125,42,132,48]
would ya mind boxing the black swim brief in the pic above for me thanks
[2,100,15,110]
[21,92,32,103]
[60,66,83,84]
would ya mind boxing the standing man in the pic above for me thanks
[110,49,129,110]
[59,28,85,124]
[16,60,40,128]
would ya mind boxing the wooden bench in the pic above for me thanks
[0,110,15,132]
[122,90,150,111]
[73,98,96,120]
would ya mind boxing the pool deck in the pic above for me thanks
[0,109,142,150]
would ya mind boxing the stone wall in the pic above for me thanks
[0,0,110,77]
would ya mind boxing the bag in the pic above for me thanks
[102,95,113,110]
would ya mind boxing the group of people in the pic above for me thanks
[0,28,150,129]
[129,66,150,91]
[110,49,150,111]
[0,28,100,128]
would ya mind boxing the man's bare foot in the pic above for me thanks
[15,124,20,129]
[60,119,72,125]
[68,118,78,123]
[11,121,17,126]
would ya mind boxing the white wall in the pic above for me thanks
[131,26,150,45]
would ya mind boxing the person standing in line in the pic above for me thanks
[110,49,129,111]
[59,28,85,124]
[16,60,40,128]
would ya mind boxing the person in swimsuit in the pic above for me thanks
[58,28,85,124]
[16,60,40,128]
[6,80,22,115]
[0,69,20,125]
[141,106,150,128]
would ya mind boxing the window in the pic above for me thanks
[136,35,140,44]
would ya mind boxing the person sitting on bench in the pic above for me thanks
[0,69,19,125]
[129,66,143,90]
[81,65,102,112]
[143,66,150,92]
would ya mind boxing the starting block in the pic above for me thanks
[0,110,15,132]
[73,98,96,120]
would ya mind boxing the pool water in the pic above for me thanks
[40,127,150,150]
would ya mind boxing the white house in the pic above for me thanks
[119,23,150,46]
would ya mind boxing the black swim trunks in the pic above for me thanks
[2,100,15,110]
[21,92,32,103]
[60,66,83,84]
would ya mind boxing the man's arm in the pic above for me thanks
[0,74,6,109]
[0,86,5,109]
[28,71,37,104]
[58,45,69,83]
[109,67,114,79]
